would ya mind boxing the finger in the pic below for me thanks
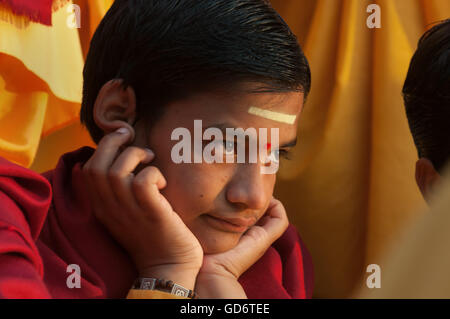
[255,198,289,243]
[108,146,155,212]
[89,127,133,172]
[132,166,173,221]
[220,199,289,277]
[84,128,132,206]
[81,164,114,225]
[214,225,269,278]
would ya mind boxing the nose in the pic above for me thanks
[225,163,272,211]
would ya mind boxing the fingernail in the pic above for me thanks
[145,148,155,157]
[116,127,129,135]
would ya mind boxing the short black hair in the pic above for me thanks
[80,0,311,144]
[403,19,450,172]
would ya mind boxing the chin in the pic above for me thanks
[198,232,241,255]
[187,217,245,254]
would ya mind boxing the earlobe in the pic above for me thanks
[93,79,137,139]
[415,158,441,201]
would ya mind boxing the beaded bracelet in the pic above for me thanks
[132,278,199,299]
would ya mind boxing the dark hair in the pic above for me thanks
[403,19,450,172]
[80,0,311,144]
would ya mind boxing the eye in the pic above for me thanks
[280,149,292,160]
[270,149,292,162]
[268,149,280,163]
[223,140,236,155]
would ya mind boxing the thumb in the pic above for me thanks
[221,198,289,277]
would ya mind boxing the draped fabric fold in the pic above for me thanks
[0,0,88,168]
[271,0,450,297]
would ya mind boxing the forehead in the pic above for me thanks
[165,87,304,131]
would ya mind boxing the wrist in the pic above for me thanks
[138,264,201,291]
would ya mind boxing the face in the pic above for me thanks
[133,85,303,254]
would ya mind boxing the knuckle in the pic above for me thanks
[273,198,283,207]
[124,146,146,158]
[88,166,104,178]
[141,166,161,179]
[97,134,115,148]
[147,165,160,174]
[132,174,150,189]
[107,168,125,181]
[132,166,162,190]
[124,146,143,155]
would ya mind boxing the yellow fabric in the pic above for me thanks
[0,0,110,170]
[1,0,449,298]
[73,0,114,58]
[270,0,450,297]
[0,0,84,167]
[31,0,111,172]
[126,289,189,300]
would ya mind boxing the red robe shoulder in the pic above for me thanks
[0,156,52,297]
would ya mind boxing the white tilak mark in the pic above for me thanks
[248,106,297,124]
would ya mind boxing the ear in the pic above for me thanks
[415,158,441,202]
[93,79,137,141]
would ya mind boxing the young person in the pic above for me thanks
[402,19,450,202]
[0,0,313,298]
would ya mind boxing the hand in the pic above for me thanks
[195,197,289,298]
[82,128,203,289]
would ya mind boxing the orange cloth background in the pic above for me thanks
[0,0,449,298]
[272,0,449,297]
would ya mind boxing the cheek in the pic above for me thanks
[191,224,242,254]
[269,176,277,197]
[157,161,232,220]
[146,135,224,220]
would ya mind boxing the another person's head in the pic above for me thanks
[403,19,450,201]
[80,0,310,253]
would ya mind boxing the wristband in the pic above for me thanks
[126,289,188,299]
[132,278,198,299]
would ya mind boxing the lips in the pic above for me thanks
[204,214,257,233]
